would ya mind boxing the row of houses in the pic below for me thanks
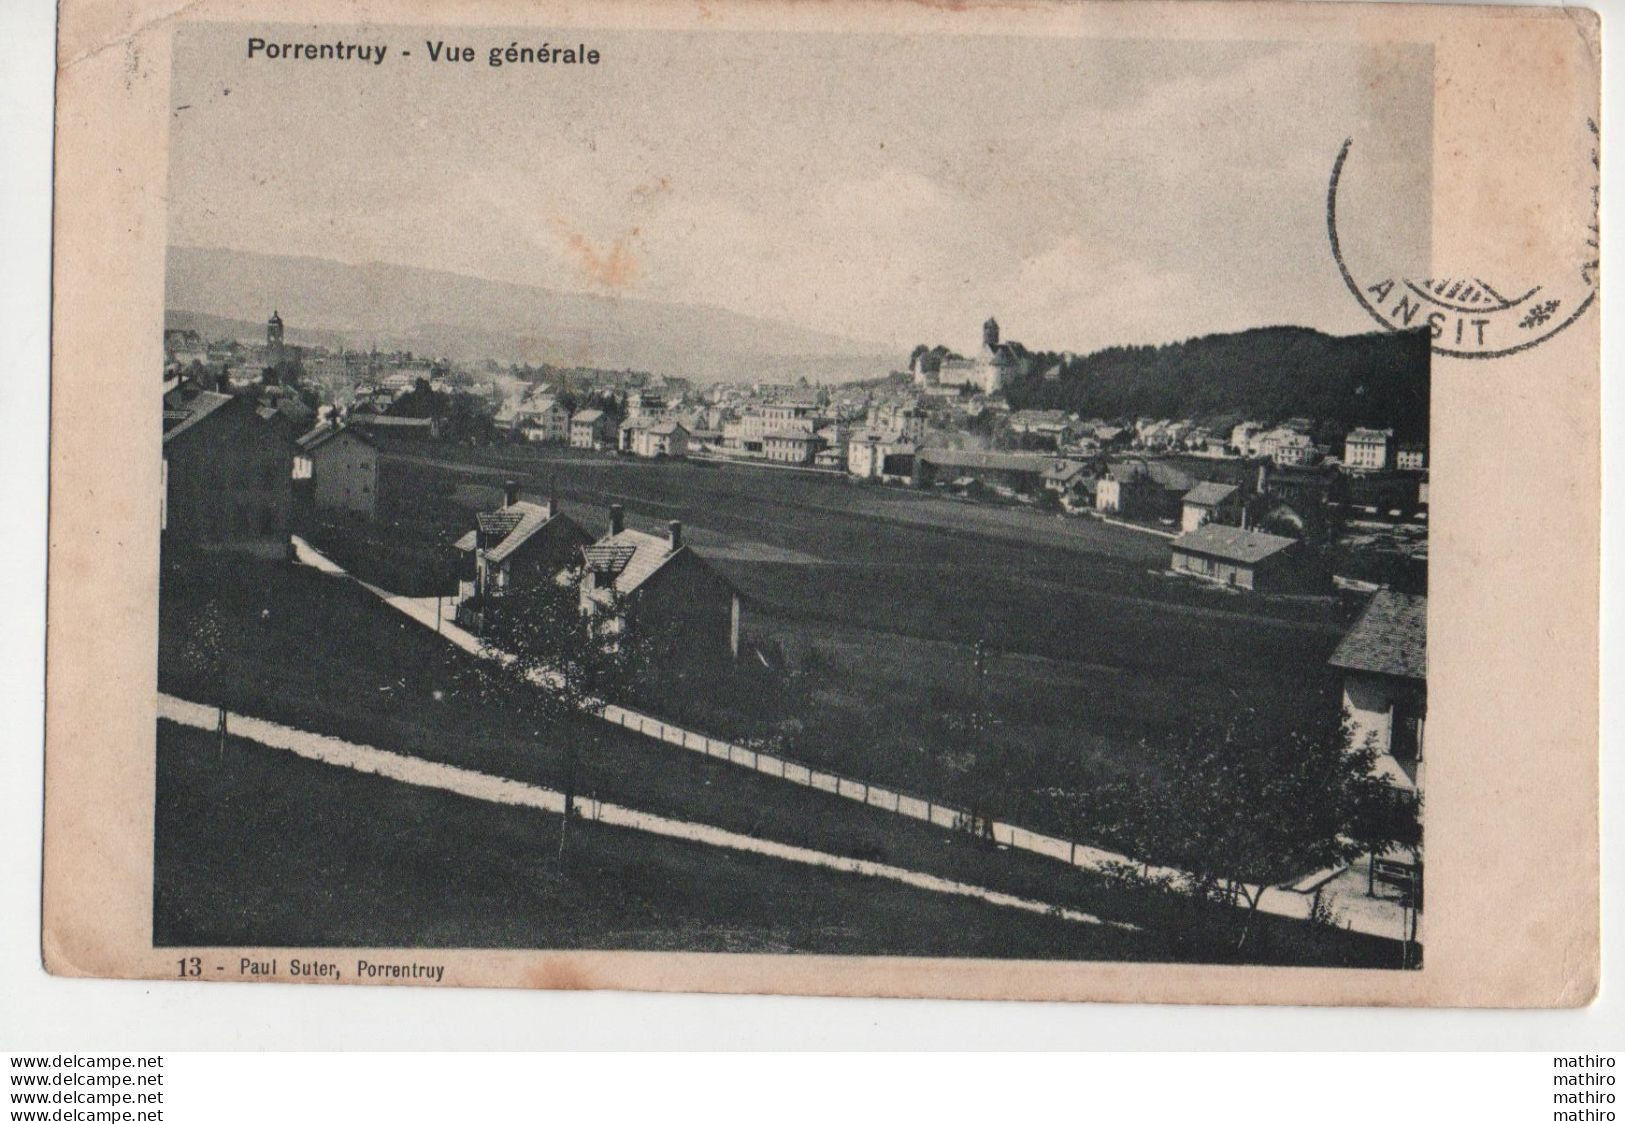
[453,485,740,664]
[497,393,619,449]
[983,410,1424,471]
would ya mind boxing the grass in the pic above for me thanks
[153,723,1126,956]
[365,443,1352,839]
[156,554,1406,967]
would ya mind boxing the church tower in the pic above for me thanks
[982,316,1000,352]
[267,310,284,353]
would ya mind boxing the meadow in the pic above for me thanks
[351,441,1350,838]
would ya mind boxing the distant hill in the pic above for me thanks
[165,245,894,384]
[1004,326,1430,444]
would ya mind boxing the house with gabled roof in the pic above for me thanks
[629,419,689,458]
[580,505,740,663]
[517,394,570,443]
[1180,481,1242,533]
[1094,460,1156,517]
[1168,523,1315,593]
[453,481,592,607]
[569,408,613,450]
[294,422,378,519]
[1330,590,1427,791]
[614,414,653,454]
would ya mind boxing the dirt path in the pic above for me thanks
[287,536,1412,944]
[158,693,1129,932]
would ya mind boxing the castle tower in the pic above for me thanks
[267,310,285,352]
[982,316,1000,352]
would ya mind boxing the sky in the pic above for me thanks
[168,23,1432,356]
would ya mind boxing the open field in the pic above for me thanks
[156,557,1403,966]
[346,441,1352,836]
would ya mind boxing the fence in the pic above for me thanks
[594,698,1339,929]
[292,533,1324,930]
[595,703,1118,874]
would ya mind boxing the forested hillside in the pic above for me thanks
[1003,327,1429,443]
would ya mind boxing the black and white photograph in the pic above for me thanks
[147,23,1442,972]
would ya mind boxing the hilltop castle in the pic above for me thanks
[912,316,1036,394]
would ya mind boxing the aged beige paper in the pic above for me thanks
[45,0,1599,1005]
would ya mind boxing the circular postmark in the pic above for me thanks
[1327,124,1598,359]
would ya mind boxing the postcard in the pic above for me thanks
[43,0,1600,1005]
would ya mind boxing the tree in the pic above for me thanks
[1100,707,1419,953]
[931,705,1006,840]
[460,574,650,862]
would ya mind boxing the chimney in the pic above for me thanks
[668,520,683,553]
[503,480,519,508]
[609,504,624,535]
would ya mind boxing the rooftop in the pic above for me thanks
[1170,523,1298,565]
[918,448,1053,472]
[1183,481,1240,507]
[347,414,433,428]
[583,528,679,594]
[162,390,235,443]
[1329,590,1427,681]
[294,422,374,453]
[453,500,568,564]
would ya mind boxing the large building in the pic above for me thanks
[1344,427,1394,471]
[911,317,1037,395]
[580,505,740,663]
[1259,427,1315,466]
[162,387,294,560]
[912,448,1048,493]
[1396,443,1428,471]
[763,431,823,465]
[970,317,1035,394]
[1329,590,1427,791]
